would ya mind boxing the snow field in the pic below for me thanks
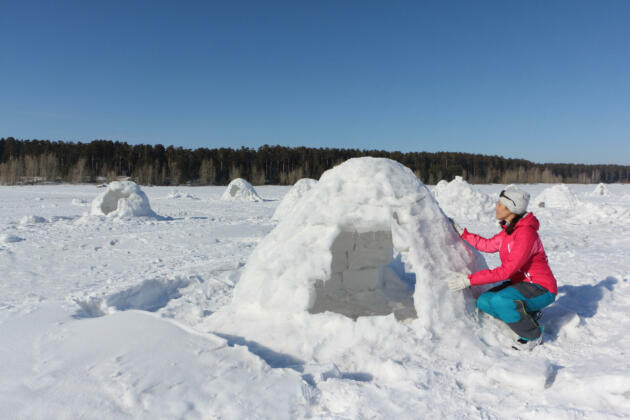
[1,176,630,418]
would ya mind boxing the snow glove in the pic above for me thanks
[447,273,471,291]
[448,218,465,236]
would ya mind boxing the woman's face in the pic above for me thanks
[495,200,513,221]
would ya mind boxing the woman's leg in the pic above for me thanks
[477,283,556,341]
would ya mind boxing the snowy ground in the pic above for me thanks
[1,183,630,419]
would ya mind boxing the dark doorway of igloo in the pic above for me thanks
[309,230,417,321]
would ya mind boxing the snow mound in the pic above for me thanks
[19,215,47,225]
[223,157,487,338]
[590,183,610,197]
[221,178,263,202]
[432,176,494,221]
[533,184,579,209]
[167,190,200,200]
[90,181,157,218]
[272,178,318,220]
[1,234,24,243]
[71,198,88,206]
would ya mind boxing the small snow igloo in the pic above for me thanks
[90,181,156,218]
[221,178,263,202]
[230,158,487,333]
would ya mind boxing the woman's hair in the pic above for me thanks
[500,213,525,235]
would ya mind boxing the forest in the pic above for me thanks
[1,137,628,185]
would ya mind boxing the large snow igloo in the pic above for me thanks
[229,157,487,334]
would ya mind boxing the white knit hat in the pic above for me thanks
[499,186,530,215]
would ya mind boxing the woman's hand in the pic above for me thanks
[448,217,465,236]
[447,272,471,291]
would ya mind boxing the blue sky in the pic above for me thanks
[1,1,629,164]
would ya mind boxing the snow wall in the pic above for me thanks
[226,157,488,338]
[272,178,318,220]
[221,178,263,202]
[90,181,156,218]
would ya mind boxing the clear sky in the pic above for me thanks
[1,1,629,165]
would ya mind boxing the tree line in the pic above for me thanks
[0,137,628,186]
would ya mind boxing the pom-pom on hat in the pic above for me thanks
[499,186,530,215]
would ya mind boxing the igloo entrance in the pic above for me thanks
[309,230,417,320]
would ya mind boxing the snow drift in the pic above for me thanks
[533,184,579,209]
[90,181,157,218]
[217,158,487,340]
[221,178,263,202]
[272,178,317,220]
[432,176,494,222]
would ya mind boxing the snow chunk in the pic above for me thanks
[0,234,24,243]
[71,198,88,206]
[533,184,579,209]
[90,181,157,218]
[432,176,494,221]
[19,215,47,225]
[272,178,318,220]
[221,178,263,202]
[167,190,200,200]
[227,157,487,337]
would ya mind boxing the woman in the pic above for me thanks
[447,186,557,349]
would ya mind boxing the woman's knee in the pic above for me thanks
[476,292,493,313]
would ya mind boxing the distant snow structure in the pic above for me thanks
[533,184,579,209]
[590,183,610,197]
[221,178,263,202]
[432,176,494,221]
[167,190,200,200]
[272,178,318,220]
[226,157,487,337]
[90,181,157,218]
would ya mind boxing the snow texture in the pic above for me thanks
[221,178,263,202]
[272,178,317,220]
[533,184,579,209]
[2,180,630,418]
[432,176,495,222]
[90,181,157,218]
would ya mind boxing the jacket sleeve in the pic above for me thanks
[469,227,538,286]
[461,229,503,253]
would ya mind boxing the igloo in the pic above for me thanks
[228,157,487,335]
[590,183,610,197]
[221,178,263,202]
[432,176,494,221]
[533,184,578,209]
[90,181,157,218]
[272,178,317,220]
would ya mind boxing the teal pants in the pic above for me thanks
[477,282,556,341]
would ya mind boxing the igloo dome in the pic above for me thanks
[590,183,610,197]
[221,178,263,202]
[227,157,487,335]
[90,181,156,218]
[432,176,494,221]
[272,178,318,220]
[533,184,579,209]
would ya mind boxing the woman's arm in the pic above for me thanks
[461,229,503,253]
[469,227,537,286]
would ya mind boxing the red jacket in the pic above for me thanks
[461,213,557,294]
